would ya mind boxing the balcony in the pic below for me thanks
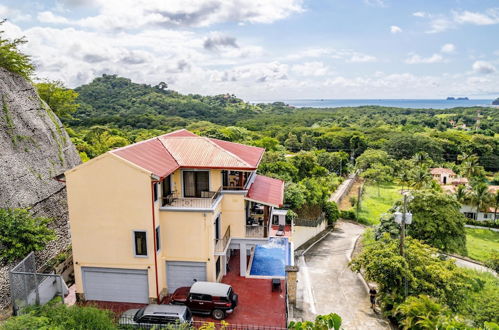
[215,226,231,254]
[245,225,267,238]
[161,187,222,210]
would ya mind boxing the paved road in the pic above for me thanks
[294,221,390,329]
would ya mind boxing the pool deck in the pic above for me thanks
[194,252,287,328]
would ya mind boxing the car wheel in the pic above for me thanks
[212,309,225,320]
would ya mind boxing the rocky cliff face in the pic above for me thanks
[0,67,81,308]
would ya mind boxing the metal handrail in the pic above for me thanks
[161,187,222,208]
[215,225,230,252]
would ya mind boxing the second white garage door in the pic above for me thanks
[166,261,206,293]
[82,267,149,303]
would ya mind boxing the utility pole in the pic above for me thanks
[395,193,411,298]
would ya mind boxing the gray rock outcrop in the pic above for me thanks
[0,67,81,308]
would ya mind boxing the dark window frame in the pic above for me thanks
[155,226,161,252]
[133,231,148,257]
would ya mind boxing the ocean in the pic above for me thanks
[252,99,496,109]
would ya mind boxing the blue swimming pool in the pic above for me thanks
[249,237,291,277]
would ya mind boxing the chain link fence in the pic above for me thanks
[9,252,67,315]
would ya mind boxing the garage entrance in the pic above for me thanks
[166,261,206,293]
[81,267,149,303]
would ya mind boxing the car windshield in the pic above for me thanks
[134,308,145,321]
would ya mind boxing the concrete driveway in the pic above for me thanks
[293,221,389,329]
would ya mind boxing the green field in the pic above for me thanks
[358,183,402,225]
[466,228,499,262]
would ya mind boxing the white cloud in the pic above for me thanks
[37,11,70,24]
[424,8,499,33]
[441,43,456,53]
[390,25,402,33]
[413,11,427,18]
[56,0,305,30]
[364,0,386,7]
[472,61,496,74]
[292,61,329,76]
[453,9,499,26]
[405,53,444,64]
[0,4,31,22]
[348,53,377,63]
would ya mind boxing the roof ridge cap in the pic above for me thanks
[111,136,160,153]
[157,137,180,168]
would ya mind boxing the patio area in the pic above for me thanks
[194,251,287,327]
[270,225,292,238]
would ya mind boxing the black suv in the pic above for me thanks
[171,281,238,320]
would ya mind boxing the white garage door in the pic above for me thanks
[82,267,149,303]
[166,261,206,293]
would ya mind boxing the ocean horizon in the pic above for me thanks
[250,99,496,109]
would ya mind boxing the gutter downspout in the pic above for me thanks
[151,180,160,304]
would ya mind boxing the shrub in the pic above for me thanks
[349,196,357,207]
[289,313,342,330]
[323,201,339,224]
[485,252,499,273]
[0,20,35,80]
[339,210,356,220]
[0,208,55,263]
[466,219,499,229]
[2,299,117,329]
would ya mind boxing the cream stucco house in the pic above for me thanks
[64,129,287,304]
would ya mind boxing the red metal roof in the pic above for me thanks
[110,130,264,177]
[430,168,456,175]
[210,139,264,168]
[246,175,284,207]
[159,137,255,169]
[112,138,179,178]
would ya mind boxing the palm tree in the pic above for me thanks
[412,152,429,167]
[455,184,469,205]
[410,167,432,190]
[459,154,482,179]
[470,183,492,220]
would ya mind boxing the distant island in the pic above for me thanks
[446,97,469,100]
[493,98,499,105]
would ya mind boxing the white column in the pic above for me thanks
[239,243,247,277]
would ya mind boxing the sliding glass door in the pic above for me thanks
[183,171,209,197]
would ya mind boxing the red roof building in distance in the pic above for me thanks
[430,168,456,176]
[111,129,265,178]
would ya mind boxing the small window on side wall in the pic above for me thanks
[134,231,147,257]
[155,226,160,252]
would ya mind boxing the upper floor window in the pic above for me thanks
[183,171,209,197]
[153,183,158,202]
[162,175,172,206]
[134,231,147,257]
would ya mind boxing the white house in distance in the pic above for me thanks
[430,168,457,185]
[430,168,497,222]
[460,185,499,221]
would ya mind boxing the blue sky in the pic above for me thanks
[1,0,499,99]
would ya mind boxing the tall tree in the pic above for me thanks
[470,183,492,219]
[36,80,80,120]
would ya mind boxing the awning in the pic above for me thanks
[245,175,284,208]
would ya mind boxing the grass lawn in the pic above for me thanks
[466,228,499,262]
[357,183,402,225]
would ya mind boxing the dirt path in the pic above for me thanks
[293,221,389,329]
[339,179,363,210]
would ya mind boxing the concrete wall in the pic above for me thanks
[292,220,328,250]
[66,153,156,300]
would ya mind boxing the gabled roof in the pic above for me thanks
[430,168,456,175]
[112,138,179,178]
[246,174,284,208]
[110,129,264,178]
